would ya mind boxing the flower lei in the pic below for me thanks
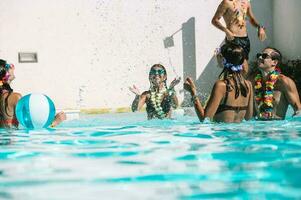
[254,67,281,119]
[150,87,167,119]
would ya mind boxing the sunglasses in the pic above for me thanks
[149,68,165,76]
[256,53,272,60]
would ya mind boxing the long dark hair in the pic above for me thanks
[0,59,13,120]
[149,64,168,90]
[219,43,248,98]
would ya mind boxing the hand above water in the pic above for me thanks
[184,77,197,96]
[169,77,181,89]
[51,111,67,127]
[129,85,140,96]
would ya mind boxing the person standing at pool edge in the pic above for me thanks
[252,47,301,120]
[0,59,66,128]
[212,0,266,76]
[184,43,253,123]
[130,64,181,119]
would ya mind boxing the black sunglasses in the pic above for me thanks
[149,68,165,76]
[256,53,272,60]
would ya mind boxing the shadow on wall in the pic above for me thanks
[164,17,222,107]
[180,18,223,107]
[194,56,223,105]
[182,17,197,106]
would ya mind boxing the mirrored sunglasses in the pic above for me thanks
[149,68,165,76]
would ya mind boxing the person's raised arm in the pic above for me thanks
[211,1,234,41]
[184,77,204,121]
[247,3,266,41]
[184,78,225,122]
[131,91,147,112]
[168,77,181,109]
[203,81,226,120]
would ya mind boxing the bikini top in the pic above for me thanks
[216,79,248,114]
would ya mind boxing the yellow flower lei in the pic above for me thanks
[150,87,167,119]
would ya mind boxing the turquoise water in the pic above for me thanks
[1,112,301,199]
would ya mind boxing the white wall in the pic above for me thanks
[273,0,301,60]
[248,0,273,60]
[0,0,274,110]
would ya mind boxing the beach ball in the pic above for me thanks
[16,93,56,129]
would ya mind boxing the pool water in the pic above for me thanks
[1,112,301,199]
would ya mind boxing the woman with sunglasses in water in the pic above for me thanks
[130,64,181,119]
[184,43,253,123]
[0,59,66,128]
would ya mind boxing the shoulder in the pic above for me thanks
[8,92,22,105]
[277,74,298,91]
[245,0,251,7]
[278,74,294,86]
[221,0,232,7]
[213,80,227,90]
[141,91,149,96]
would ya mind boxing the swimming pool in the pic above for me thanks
[1,112,301,199]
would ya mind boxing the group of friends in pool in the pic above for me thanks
[0,0,300,128]
[129,0,301,123]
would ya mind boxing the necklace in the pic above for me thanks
[233,0,247,29]
[254,67,281,119]
[150,87,167,119]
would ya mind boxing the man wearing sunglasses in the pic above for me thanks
[212,0,266,75]
[252,47,301,120]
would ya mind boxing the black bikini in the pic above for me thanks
[216,79,248,114]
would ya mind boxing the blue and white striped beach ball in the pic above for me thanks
[16,94,56,129]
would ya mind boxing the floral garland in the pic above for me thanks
[150,87,167,119]
[222,58,243,72]
[254,67,281,119]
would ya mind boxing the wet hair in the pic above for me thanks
[149,64,168,90]
[221,43,245,66]
[219,43,248,98]
[264,47,282,63]
[0,59,13,120]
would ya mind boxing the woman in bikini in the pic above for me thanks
[184,43,253,123]
[0,59,66,128]
[130,64,180,119]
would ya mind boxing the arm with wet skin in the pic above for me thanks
[184,77,225,122]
